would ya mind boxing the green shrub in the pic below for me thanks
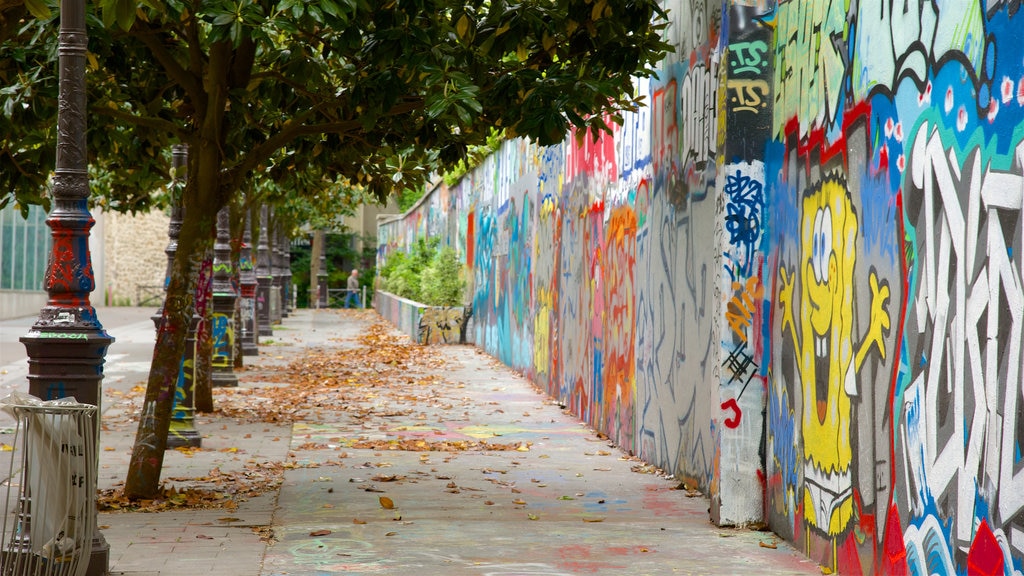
[379,238,465,306]
[421,246,465,306]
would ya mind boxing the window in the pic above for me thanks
[0,204,51,291]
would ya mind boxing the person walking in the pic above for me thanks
[345,269,360,308]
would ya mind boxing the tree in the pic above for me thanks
[1,0,671,498]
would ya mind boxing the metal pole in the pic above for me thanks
[256,205,273,337]
[152,145,186,330]
[211,207,238,387]
[158,144,202,447]
[317,235,328,309]
[240,207,259,356]
[282,232,293,316]
[270,215,282,325]
[18,1,112,573]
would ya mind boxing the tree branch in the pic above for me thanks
[89,105,184,139]
[131,25,204,108]
[228,99,425,179]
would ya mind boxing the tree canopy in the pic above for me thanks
[2,0,671,214]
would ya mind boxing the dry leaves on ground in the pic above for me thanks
[214,321,457,425]
[97,461,292,512]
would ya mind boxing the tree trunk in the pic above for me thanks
[124,207,213,498]
[193,249,215,413]
[124,33,248,498]
[310,230,324,308]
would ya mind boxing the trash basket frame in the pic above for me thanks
[0,402,98,576]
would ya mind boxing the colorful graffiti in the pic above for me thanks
[418,306,469,345]
[375,0,1024,573]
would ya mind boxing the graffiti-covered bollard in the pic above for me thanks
[256,205,273,337]
[282,232,293,315]
[317,248,328,308]
[211,207,238,387]
[270,218,283,325]
[153,145,187,330]
[240,207,259,356]
[167,312,202,447]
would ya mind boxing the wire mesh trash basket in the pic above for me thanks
[0,393,98,576]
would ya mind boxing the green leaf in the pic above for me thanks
[23,0,51,20]
[115,0,137,31]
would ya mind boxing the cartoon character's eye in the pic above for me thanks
[811,209,824,283]
[820,207,832,283]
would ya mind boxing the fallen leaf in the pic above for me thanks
[310,529,332,537]
[385,531,397,536]
[759,541,778,549]
[527,513,539,520]
[217,517,240,523]
[512,499,526,505]
[353,519,367,525]
[582,517,605,523]
[379,496,395,509]
[196,534,214,539]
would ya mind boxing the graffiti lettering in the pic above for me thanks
[901,125,1024,558]
[726,79,770,113]
[852,0,984,99]
[725,276,763,344]
[729,41,769,75]
[772,0,846,136]
[677,62,719,174]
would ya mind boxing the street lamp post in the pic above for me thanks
[256,206,273,337]
[239,207,259,356]
[210,207,238,387]
[152,145,187,330]
[18,1,112,574]
[281,231,293,316]
[270,218,283,325]
[317,245,328,309]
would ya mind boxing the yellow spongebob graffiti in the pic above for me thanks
[777,177,890,536]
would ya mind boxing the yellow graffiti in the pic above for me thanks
[777,177,890,536]
[726,276,764,343]
[534,288,552,375]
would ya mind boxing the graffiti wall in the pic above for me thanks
[378,0,734,505]
[764,0,1024,573]
[377,0,1024,573]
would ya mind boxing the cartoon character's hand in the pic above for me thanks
[778,266,797,340]
[857,270,891,368]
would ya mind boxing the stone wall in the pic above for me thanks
[101,210,169,306]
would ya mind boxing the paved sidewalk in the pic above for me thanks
[2,307,821,576]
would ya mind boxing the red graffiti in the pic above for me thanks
[882,505,909,576]
[721,398,741,428]
[967,520,1004,576]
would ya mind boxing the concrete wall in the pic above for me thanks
[379,0,1024,573]
[374,290,470,345]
